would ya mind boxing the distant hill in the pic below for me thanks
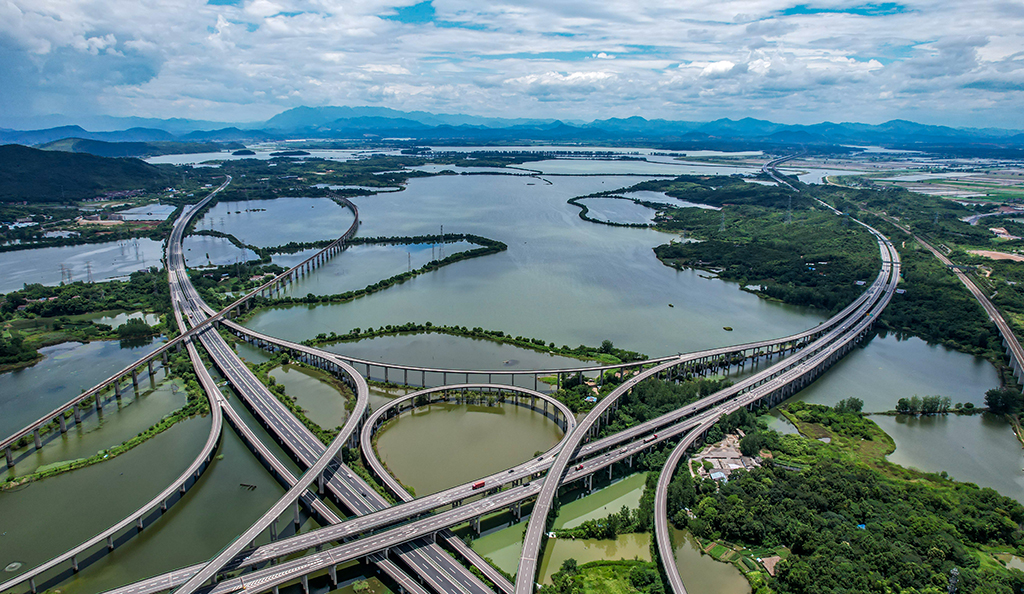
[2,107,1023,152]
[37,137,243,158]
[0,144,176,203]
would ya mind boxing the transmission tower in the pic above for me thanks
[947,568,959,594]
[786,194,793,225]
[85,261,93,284]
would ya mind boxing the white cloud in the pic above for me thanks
[362,63,412,75]
[0,0,1022,127]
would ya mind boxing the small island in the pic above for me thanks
[269,149,310,157]
[232,149,256,156]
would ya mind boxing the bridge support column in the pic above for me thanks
[72,554,78,573]
[74,405,81,425]
[33,428,41,450]
[148,360,154,381]
[107,535,114,550]
[136,516,144,530]
[114,380,122,403]
[161,498,168,512]
[294,500,301,526]
[472,516,481,536]
[58,414,67,434]
[5,447,12,468]
[29,577,36,594]
[608,465,613,480]
[132,370,139,395]
[270,519,278,541]
[329,565,338,587]
[301,574,309,594]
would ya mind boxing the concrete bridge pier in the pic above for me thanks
[114,380,122,403]
[33,428,41,450]
[5,446,12,468]
[58,414,67,434]
[74,405,82,425]
[472,516,481,536]
[329,565,338,588]
[107,535,114,550]
[301,574,309,594]
[270,518,278,541]
[132,370,139,395]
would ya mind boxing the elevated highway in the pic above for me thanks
[651,167,902,594]
[8,158,903,594]
[513,171,901,593]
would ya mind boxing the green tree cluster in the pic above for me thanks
[985,387,1024,414]
[896,395,954,415]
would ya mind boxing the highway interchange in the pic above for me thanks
[3,158,908,594]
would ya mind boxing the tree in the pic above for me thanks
[834,397,864,414]
[740,432,766,457]
[560,558,579,576]
[895,398,911,414]
[117,317,156,340]
[986,387,1023,414]
[600,339,614,354]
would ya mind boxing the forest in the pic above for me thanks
[665,405,1024,594]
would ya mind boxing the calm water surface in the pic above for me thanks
[0,337,164,438]
[269,364,349,430]
[195,197,355,248]
[244,174,825,356]
[575,197,659,225]
[183,234,258,267]
[672,528,751,594]
[279,241,474,297]
[0,239,164,292]
[375,401,563,496]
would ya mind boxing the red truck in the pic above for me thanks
[472,481,486,490]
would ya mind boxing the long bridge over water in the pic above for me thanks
[1,158,911,594]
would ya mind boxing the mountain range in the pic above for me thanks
[2,106,1023,157]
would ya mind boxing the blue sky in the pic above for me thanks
[0,0,1022,128]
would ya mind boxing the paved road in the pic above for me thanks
[651,160,902,594]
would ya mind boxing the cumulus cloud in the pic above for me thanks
[0,0,1021,127]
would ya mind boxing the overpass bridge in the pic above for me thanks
[93,210,898,594]
[4,157,904,594]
